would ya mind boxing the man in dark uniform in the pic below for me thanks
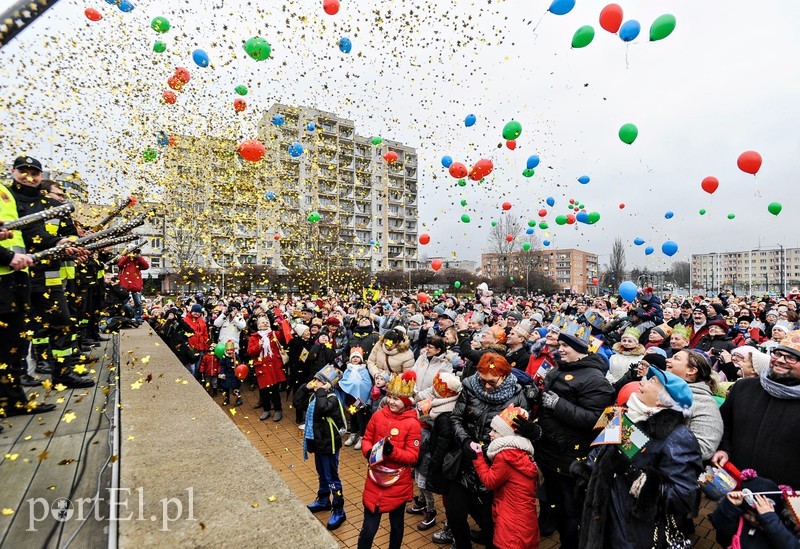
[9,156,93,389]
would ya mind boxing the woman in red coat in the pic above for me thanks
[358,371,422,549]
[247,316,286,422]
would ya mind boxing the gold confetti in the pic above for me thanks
[251,502,259,508]
[141,356,151,364]
[54,383,67,392]
[38,450,49,461]
[130,379,143,390]
[5,453,19,461]
[73,364,87,375]
[62,412,77,423]
[1,509,14,516]
[268,495,277,502]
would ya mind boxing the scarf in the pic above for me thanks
[759,368,800,399]
[625,392,663,423]
[486,434,534,460]
[258,330,273,358]
[465,373,517,404]
[303,396,316,461]
[429,394,459,419]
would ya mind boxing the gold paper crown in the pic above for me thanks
[672,324,691,339]
[387,374,415,399]
[497,404,528,427]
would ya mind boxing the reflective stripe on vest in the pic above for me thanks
[45,217,60,235]
[45,270,62,286]
[0,186,28,276]
[60,260,76,280]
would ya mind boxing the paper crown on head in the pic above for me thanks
[432,371,462,398]
[225,340,235,351]
[490,404,529,438]
[776,329,800,359]
[672,324,692,339]
[349,346,364,360]
[387,371,416,400]
[548,313,569,333]
[315,364,342,386]
[561,322,591,344]
[622,327,641,340]
[584,308,608,330]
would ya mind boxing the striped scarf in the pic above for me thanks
[302,397,316,461]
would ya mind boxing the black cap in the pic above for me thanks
[12,156,43,171]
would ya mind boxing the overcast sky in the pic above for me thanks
[1,0,798,271]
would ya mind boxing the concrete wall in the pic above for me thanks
[118,326,338,548]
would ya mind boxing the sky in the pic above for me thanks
[1,0,799,271]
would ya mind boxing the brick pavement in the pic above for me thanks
[216,384,720,548]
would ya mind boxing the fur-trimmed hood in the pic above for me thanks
[486,434,535,461]
[611,342,646,356]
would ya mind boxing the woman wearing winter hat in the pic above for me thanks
[666,349,724,460]
[571,367,703,548]
[246,315,287,421]
[606,327,647,384]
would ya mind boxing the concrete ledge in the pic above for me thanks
[118,325,338,548]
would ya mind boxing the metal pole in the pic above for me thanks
[748,250,752,297]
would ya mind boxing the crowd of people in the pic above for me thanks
[143,283,800,548]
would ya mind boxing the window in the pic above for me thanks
[150,237,162,249]
[150,257,161,268]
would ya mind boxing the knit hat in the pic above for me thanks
[409,314,424,326]
[506,311,523,322]
[706,319,729,332]
[349,347,364,361]
[775,329,800,359]
[693,305,708,314]
[490,404,529,438]
[646,347,668,359]
[294,323,309,338]
[190,304,203,313]
[530,312,544,325]
[433,304,446,315]
[477,282,489,293]
[325,316,341,326]
[646,366,693,411]
[652,324,673,339]
[672,325,692,340]
[442,309,457,322]
[557,322,590,353]
[432,371,462,398]
[771,320,792,334]
[765,310,779,319]
[710,303,726,316]
[641,353,667,371]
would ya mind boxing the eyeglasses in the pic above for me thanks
[477,375,502,389]
[771,350,799,365]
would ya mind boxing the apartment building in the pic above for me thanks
[691,247,800,295]
[481,248,599,294]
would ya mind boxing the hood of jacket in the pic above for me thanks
[482,342,507,354]
[380,334,410,355]
[486,435,537,476]
[688,380,713,397]
[560,352,607,373]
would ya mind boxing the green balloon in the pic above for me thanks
[235,85,248,96]
[528,219,536,227]
[153,40,167,53]
[578,203,585,209]
[555,214,568,225]
[522,242,531,252]
[214,342,226,360]
[151,16,170,33]
[619,123,638,145]
[727,213,735,220]
[522,168,535,177]
[768,202,782,216]
[538,221,548,229]
[308,211,321,223]
[457,179,467,187]
[142,148,158,162]
[509,276,514,281]
[460,199,467,206]
[650,14,676,42]
[454,281,461,289]
[502,120,522,140]
[371,136,383,145]
[587,211,601,224]
[491,221,497,227]
[461,214,471,223]
[699,209,707,216]
[572,25,595,49]
[243,36,272,61]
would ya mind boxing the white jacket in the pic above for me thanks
[214,314,247,350]
[411,350,454,395]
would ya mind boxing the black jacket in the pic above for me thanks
[536,353,615,474]
[451,378,527,448]
[293,384,345,455]
[344,329,379,360]
[505,345,530,371]
[10,183,64,292]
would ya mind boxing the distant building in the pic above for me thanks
[424,257,478,273]
[481,248,599,294]
[691,247,800,295]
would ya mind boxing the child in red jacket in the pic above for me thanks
[471,405,540,549]
[358,371,422,549]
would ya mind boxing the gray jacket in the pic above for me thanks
[688,381,724,460]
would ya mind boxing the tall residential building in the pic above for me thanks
[481,248,599,294]
[691,247,800,295]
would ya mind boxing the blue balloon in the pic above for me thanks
[264,191,276,201]
[441,155,453,168]
[272,114,285,126]
[118,0,135,11]
[619,20,641,42]
[526,155,540,169]
[192,49,209,67]
[542,240,551,247]
[306,122,316,132]
[526,228,535,235]
[105,0,116,3]
[619,280,638,303]
[662,240,679,257]
[577,175,590,185]
[464,114,476,127]
[576,211,589,223]
[338,37,352,53]
[548,0,575,15]
[634,237,645,246]
[664,211,674,219]
[546,196,555,207]
[645,246,654,255]
[288,142,304,157]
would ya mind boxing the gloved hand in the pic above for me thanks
[462,439,478,460]
[541,390,560,409]
[218,374,226,379]
[512,415,543,442]
[469,441,482,459]
[383,438,394,456]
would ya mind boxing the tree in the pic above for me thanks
[487,217,525,255]
[603,237,626,290]
[670,261,690,289]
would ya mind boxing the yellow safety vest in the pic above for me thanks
[0,185,27,275]
[42,217,63,286]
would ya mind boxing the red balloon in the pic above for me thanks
[167,76,184,91]
[569,198,575,204]
[173,67,191,83]
[506,140,516,150]
[238,139,266,162]
[502,201,512,211]
[619,203,625,209]
[701,176,719,195]
[449,162,468,178]
[384,151,398,163]
[505,234,513,243]
[617,381,639,406]
[599,4,623,33]
[419,233,430,245]
[417,292,430,303]
[538,209,547,217]
[566,214,576,224]
[469,158,494,181]
[431,259,443,271]
[323,0,340,15]
[85,8,102,21]
[274,234,281,240]
[233,98,247,112]
[162,90,177,104]
[168,135,178,146]
[234,364,249,380]
[737,150,762,175]
[592,277,599,285]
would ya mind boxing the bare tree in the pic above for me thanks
[602,237,626,290]
[670,261,690,288]
[487,216,525,255]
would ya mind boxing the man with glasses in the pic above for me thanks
[713,329,800,489]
